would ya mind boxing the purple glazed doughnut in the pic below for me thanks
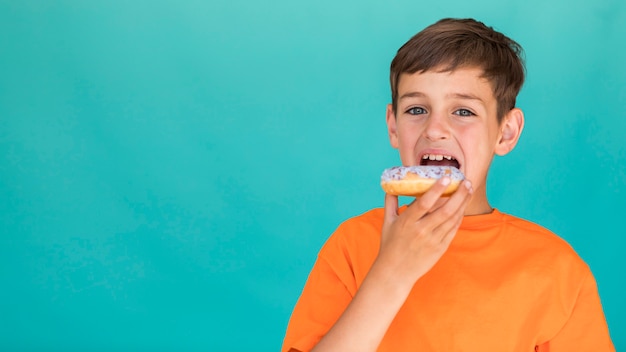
[381,166,465,197]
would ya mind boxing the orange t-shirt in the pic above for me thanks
[282,208,614,351]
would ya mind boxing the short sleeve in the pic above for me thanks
[282,210,382,351]
[281,254,355,352]
[537,269,615,351]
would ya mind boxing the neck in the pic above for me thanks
[464,190,493,216]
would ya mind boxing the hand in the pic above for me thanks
[375,177,473,289]
[310,178,472,352]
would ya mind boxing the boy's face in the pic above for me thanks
[386,66,523,215]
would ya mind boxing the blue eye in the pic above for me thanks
[454,109,475,117]
[407,107,427,115]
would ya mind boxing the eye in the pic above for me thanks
[406,107,427,115]
[453,109,475,117]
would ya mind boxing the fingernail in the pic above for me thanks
[464,180,473,193]
[441,177,451,186]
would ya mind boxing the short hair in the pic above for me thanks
[390,18,526,121]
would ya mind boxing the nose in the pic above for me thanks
[423,113,450,141]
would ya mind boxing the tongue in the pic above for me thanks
[422,159,460,168]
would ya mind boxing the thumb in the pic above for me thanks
[384,193,399,226]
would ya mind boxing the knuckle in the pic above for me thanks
[414,207,426,217]
[412,201,430,213]
[439,206,455,218]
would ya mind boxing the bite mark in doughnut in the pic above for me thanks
[381,166,465,197]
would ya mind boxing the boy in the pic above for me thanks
[282,18,614,351]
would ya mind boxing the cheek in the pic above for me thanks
[397,121,423,143]
[463,148,495,186]
[398,135,420,157]
[395,134,419,164]
[458,131,494,179]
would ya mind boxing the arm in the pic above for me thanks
[310,177,473,352]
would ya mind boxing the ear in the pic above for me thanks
[386,104,399,149]
[494,108,524,156]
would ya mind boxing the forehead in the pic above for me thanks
[397,67,496,102]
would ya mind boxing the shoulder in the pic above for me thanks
[323,207,384,247]
[497,211,590,273]
[317,207,385,266]
[495,214,611,344]
[337,207,386,232]
[499,211,572,248]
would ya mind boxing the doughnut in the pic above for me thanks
[381,166,465,197]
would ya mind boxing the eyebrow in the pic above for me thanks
[398,92,426,100]
[447,93,485,103]
[398,91,485,104]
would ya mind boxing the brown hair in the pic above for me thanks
[390,18,526,121]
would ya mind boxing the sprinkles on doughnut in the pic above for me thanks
[381,166,465,197]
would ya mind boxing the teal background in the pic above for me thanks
[1,0,624,350]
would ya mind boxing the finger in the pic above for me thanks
[431,180,473,242]
[427,179,470,213]
[423,181,471,235]
[427,197,447,214]
[404,177,453,221]
[436,208,465,246]
[383,192,399,225]
[440,179,473,214]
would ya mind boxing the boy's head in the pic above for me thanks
[390,18,525,121]
[385,18,527,215]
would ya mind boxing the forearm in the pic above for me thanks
[311,261,415,352]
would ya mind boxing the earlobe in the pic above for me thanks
[386,104,399,149]
[495,108,524,156]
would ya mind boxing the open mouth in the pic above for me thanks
[420,153,461,169]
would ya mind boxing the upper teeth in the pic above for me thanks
[423,154,453,161]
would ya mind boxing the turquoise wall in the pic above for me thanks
[1,0,624,350]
